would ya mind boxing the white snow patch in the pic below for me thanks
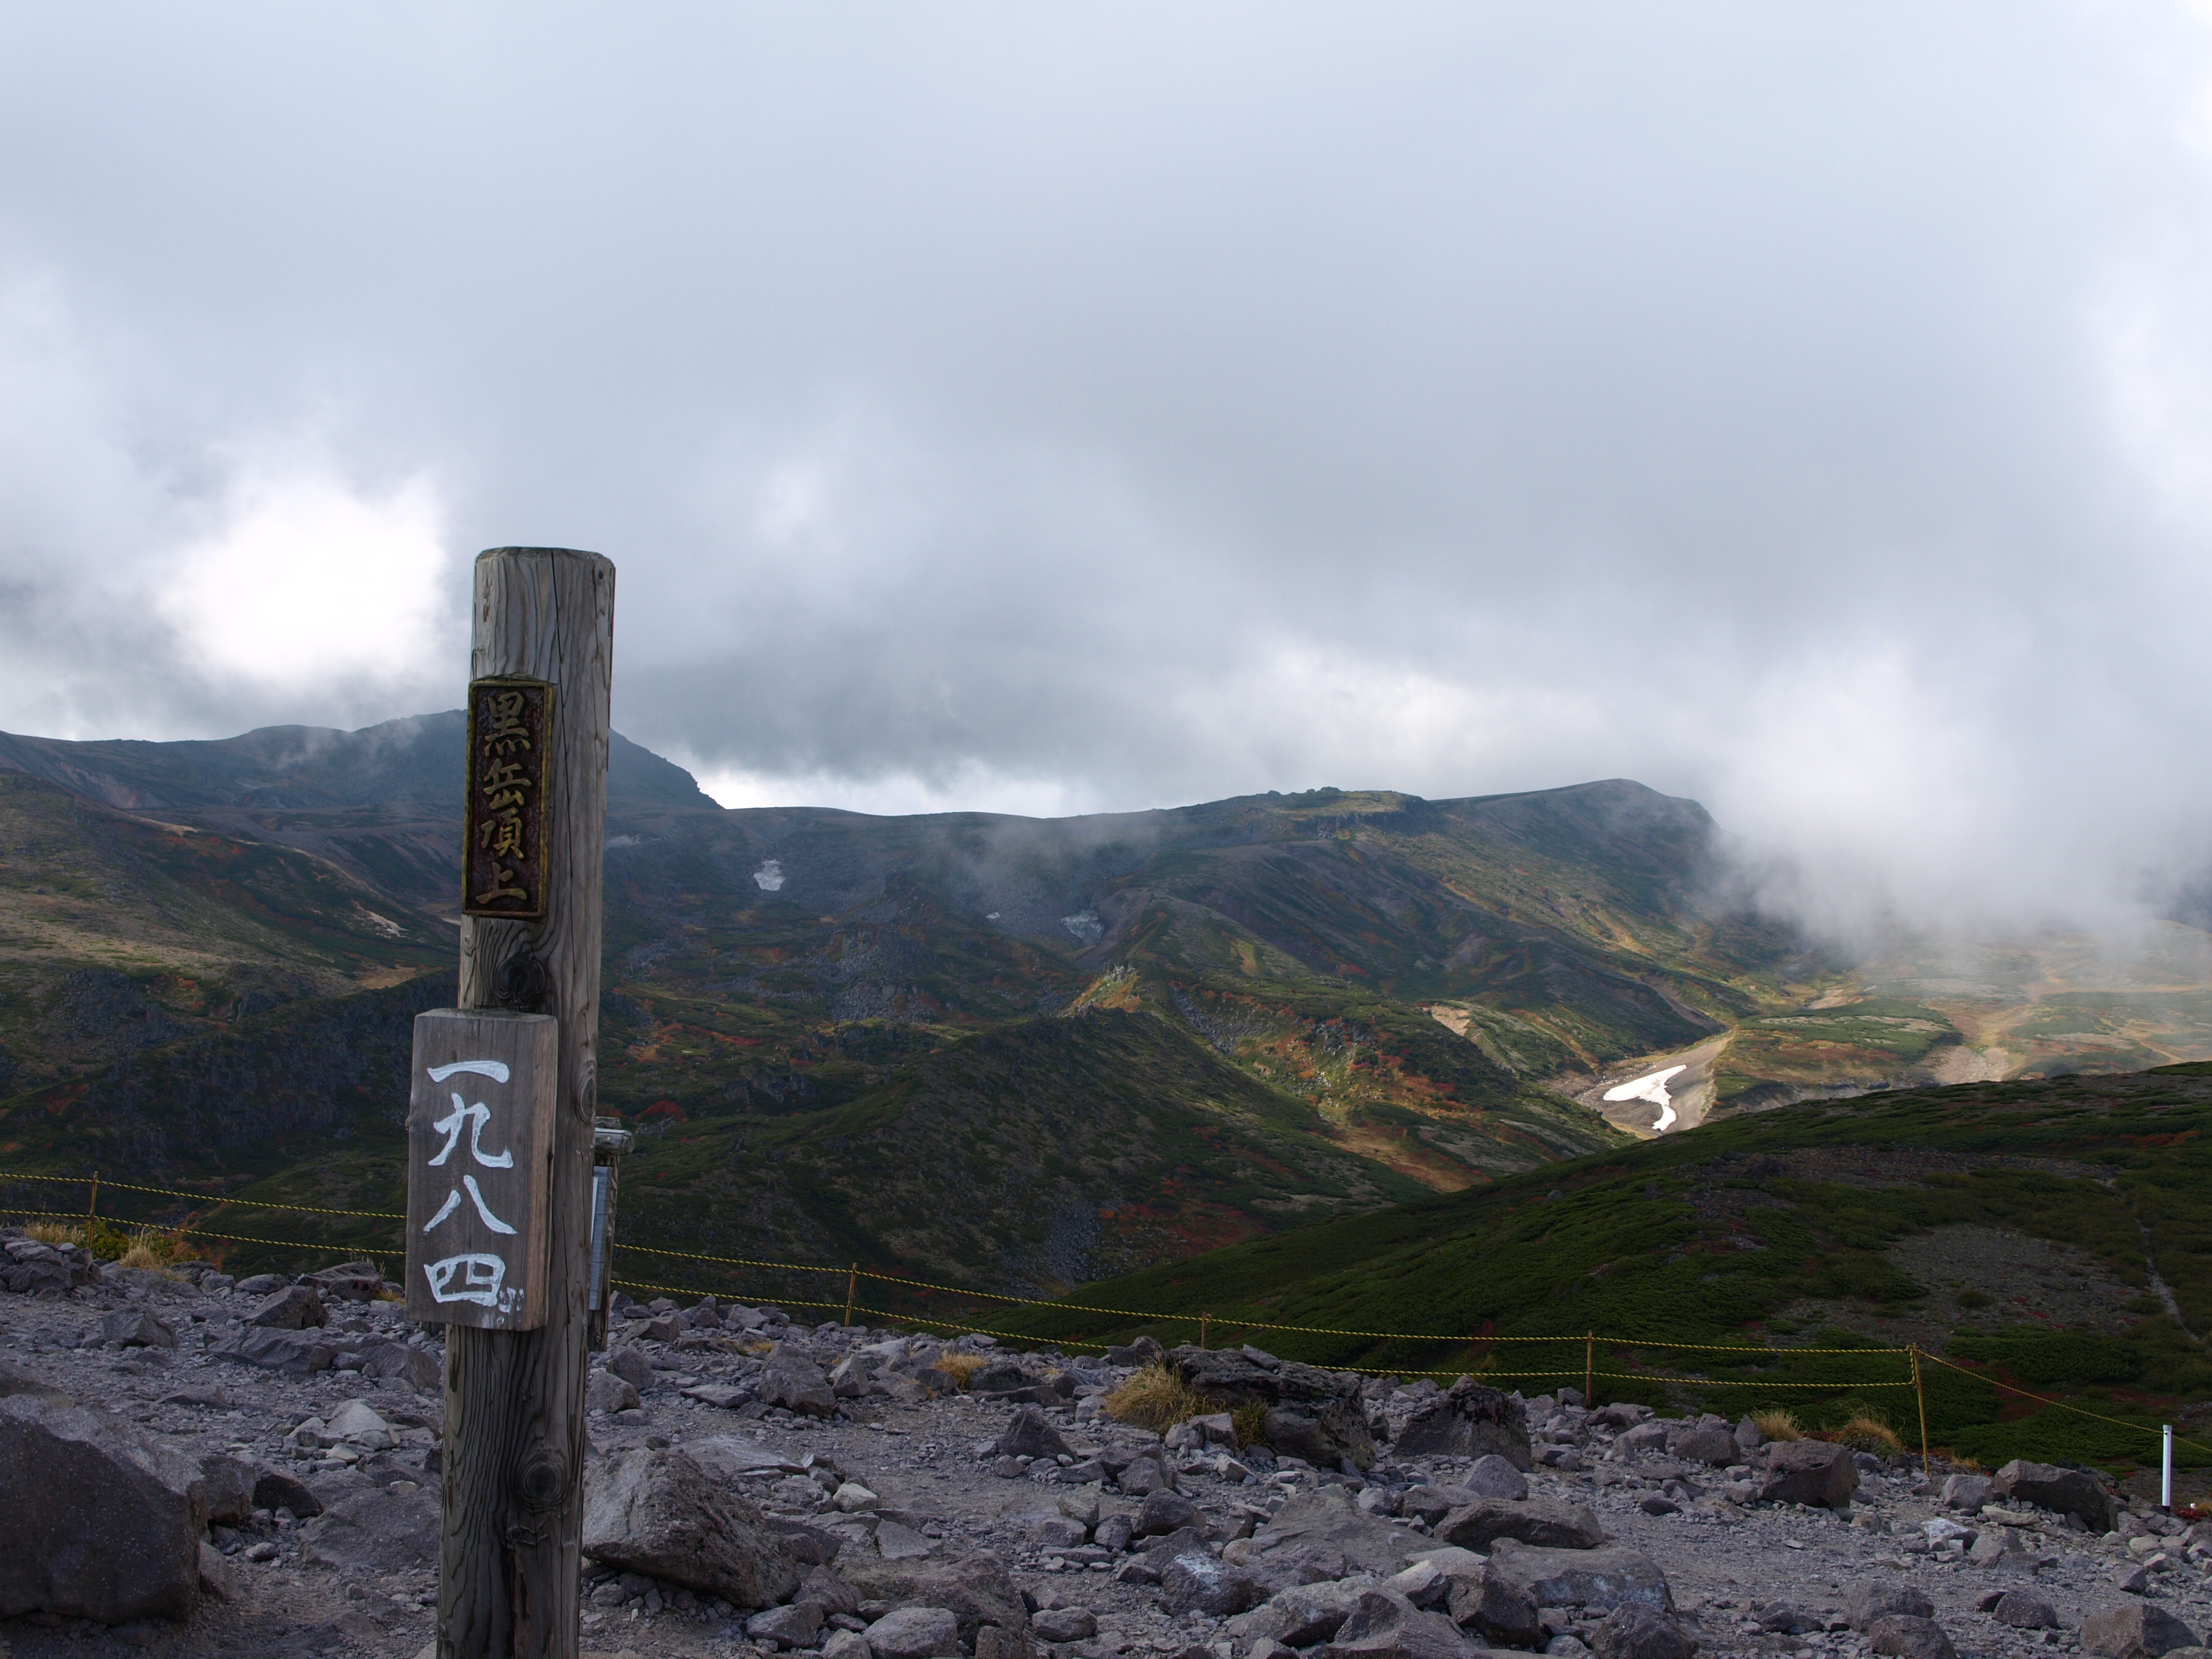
[1603,1064,1689,1133]
[1062,910,1103,945]
[752,859,785,892]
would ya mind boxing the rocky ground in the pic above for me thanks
[5,1236,2212,1659]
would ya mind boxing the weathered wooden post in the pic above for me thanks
[406,546,614,1659]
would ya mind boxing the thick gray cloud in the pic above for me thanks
[2,2,2210,934]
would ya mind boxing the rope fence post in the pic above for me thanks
[1201,1313,1211,1351]
[845,1263,858,1328]
[87,1171,98,1226]
[2164,1424,2174,1511]
[1911,1345,1931,1480]
[1585,1332,1595,1406]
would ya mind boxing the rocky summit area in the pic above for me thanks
[7,1239,2212,1659]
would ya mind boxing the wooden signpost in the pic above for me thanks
[408,546,615,1659]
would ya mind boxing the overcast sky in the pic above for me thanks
[3,4,2211,933]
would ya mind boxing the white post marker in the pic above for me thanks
[2164,1423,2174,1510]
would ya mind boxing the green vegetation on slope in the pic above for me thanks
[0,771,451,1095]
[991,1062,2212,1471]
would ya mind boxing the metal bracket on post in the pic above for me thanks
[587,1116,634,1351]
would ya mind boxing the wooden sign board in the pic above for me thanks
[404,1009,560,1330]
[462,677,553,919]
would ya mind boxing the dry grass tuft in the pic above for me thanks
[1104,1361,1213,1432]
[1834,1413,1903,1453]
[25,1221,83,1246]
[1753,1408,1803,1442]
[1232,1401,1271,1447]
[114,1226,189,1275]
[935,1352,991,1389]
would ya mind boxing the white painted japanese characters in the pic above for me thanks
[404,1009,560,1330]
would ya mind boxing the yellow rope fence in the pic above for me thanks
[5,1168,2207,1458]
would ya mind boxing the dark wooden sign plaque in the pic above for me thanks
[462,676,553,919]
[404,1008,559,1330]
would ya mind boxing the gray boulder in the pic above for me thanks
[1443,1561,1544,1646]
[1169,1345,1376,1469]
[2081,1603,2200,1659]
[247,1285,327,1330]
[303,1261,382,1302]
[215,1326,336,1374]
[837,1550,1028,1645]
[1,1239,97,1296]
[1231,1580,1370,1647]
[1968,1530,2031,1570]
[1464,1454,1530,1500]
[0,1392,210,1624]
[1593,1604,1700,1659]
[1033,1607,1098,1642]
[357,1342,441,1391]
[751,1602,826,1649]
[1846,1583,1934,1631]
[802,1566,863,1614]
[866,1606,962,1659]
[1486,1541,1673,1613]
[1994,1460,2118,1533]
[1319,1589,1480,1659]
[1250,1485,1427,1577]
[761,1349,837,1418]
[0,1362,70,1401]
[1757,1440,1857,1509]
[1942,1474,1996,1512]
[993,1405,1074,1461]
[1244,1541,1350,1594]
[1436,1496,1606,1552]
[608,1346,654,1390]
[298,1487,439,1573]
[1672,1428,1738,1467]
[1991,1592,2060,1630]
[99,1307,176,1349]
[765,1517,845,1567]
[1116,1454,1176,1497]
[1393,1378,1532,1469]
[876,1521,936,1560]
[199,1453,256,1526]
[1158,1551,1267,1617]
[582,1445,800,1609]
[1868,1615,1958,1659]
[251,1467,325,1518]
[588,1369,642,1413]
[1136,1490,1199,1536]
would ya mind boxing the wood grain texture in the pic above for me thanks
[441,547,615,1659]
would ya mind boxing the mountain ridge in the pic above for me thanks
[9,712,2212,1297]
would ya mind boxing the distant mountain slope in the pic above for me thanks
[0,984,1612,1295]
[16,712,2211,1301]
[0,771,452,1093]
[993,1061,2212,1471]
[0,712,711,813]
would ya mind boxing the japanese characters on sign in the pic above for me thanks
[404,1009,559,1331]
[461,677,553,919]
